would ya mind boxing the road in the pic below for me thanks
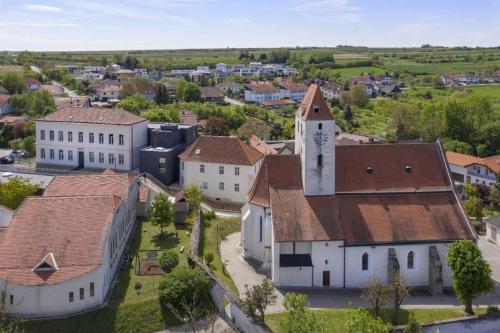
[224,96,244,106]
[53,81,78,97]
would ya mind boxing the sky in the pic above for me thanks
[0,0,499,51]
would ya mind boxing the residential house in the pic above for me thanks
[486,216,500,245]
[41,84,64,97]
[335,133,382,145]
[350,75,374,97]
[216,81,242,96]
[24,78,42,91]
[140,123,198,186]
[0,95,13,115]
[0,172,141,317]
[115,69,136,82]
[0,115,27,130]
[249,135,278,155]
[36,107,148,171]
[95,84,121,102]
[133,68,148,78]
[446,151,499,187]
[241,85,475,290]
[136,83,157,101]
[320,82,343,100]
[179,136,264,203]
[379,84,401,97]
[55,96,92,110]
[261,99,296,108]
[244,81,281,103]
[279,82,308,101]
[200,87,224,103]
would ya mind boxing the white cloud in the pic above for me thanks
[22,4,63,13]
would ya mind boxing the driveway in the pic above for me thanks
[222,233,500,313]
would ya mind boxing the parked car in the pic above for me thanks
[9,150,25,159]
[0,156,14,164]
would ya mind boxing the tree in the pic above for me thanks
[1,73,25,94]
[185,184,203,212]
[343,104,353,122]
[350,84,369,107]
[0,124,14,147]
[448,240,495,314]
[184,83,201,102]
[159,250,179,273]
[432,76,444,89]
[149,193,175,235]
[392,102,420,140]
[204,252,214,268]
[31,90,56,117]
[117,94,153,114]
[464,196,483,228]
[361,277,390,318]
[241,279,277,324]
[488,186,500,211]
[389,281,411,325]
[0,176,40,209]
[340,91,352,106]
[155,83,170,105]
[403,312,423,333]
[344,308,391,333]
[278,293,327,333]
[204,117,229,136]
[158,266,212,315]
[134,281,142,295]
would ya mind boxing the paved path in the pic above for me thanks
[222,233,500,313]
[53,81,78,97]
[224,96,244,106]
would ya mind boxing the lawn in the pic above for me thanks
[201,216,241,295]
[22,218,192,332]
[330,66,386,77]
[266,307,487,333]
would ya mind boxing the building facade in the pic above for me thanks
[446,151,498,188]
[36,107,148,171]
[179,136,263,203]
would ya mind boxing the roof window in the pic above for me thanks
[32,252,59,272]
[405,165,412,173]
[366,166,373,174]
[313,106,320,113]
[194,148,201,155]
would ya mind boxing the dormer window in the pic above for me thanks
[32,252,59,272]
[405,165,412,173]
[313,106,320,113]
[366,166,373,174]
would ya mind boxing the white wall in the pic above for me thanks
[180,159,262,203]
[311,240,345,288]
[279,267,313,287]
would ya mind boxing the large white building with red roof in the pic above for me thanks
[241,85,475,290]
[0,172,143,317]
[446,151,498,188]
[36,107,148,171]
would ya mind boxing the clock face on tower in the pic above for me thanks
[313,130,328,145]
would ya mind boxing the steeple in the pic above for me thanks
[297,84,334,121]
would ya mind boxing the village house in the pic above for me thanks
[54,96,92,110]
[279,82,308,101]
[320,82,343,100]
[36,107,148,171]
[244,81,281,103]
[216,81,242,96]
[241,85,475,291]
[41,84,64,97]
[0,171,143,317]
[95,84,121,102]
[24,78,42,91]
[446,151,499,188]
[135,83,157,101]
[179,136,264,203]
[200,86,224,103]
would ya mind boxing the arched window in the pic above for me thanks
[318,123,322,130]
[407,251,415,270]
[317,154,323,168]
[361,252,369,271]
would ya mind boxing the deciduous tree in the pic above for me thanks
[149,193,175,235]
[344,308,391,333]
[241,279,277,324]
[204,117,229,136]
[278,293,327,333]
[361,277,390,318]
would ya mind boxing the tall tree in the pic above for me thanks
[0,176,40,209]
[185,184,203,213]
[278,293,327,333]
[241,279,277,324]
[204,117,229,136]
[1,73,25,94]
[448,240,495,314]
[390,281,411,325]
[149,193,175,235]
[361,277,390,318]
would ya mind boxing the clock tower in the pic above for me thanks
[294,84,335,196]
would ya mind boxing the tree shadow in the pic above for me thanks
[151,230,181,250]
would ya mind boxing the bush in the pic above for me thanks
[159,250,179,273]
[487,305,499,314]
[204,252,214,267]
[134,281,143,295]
[158,266,212,314]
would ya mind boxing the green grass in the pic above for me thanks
[266,307,487,333]
[330,66,386,77]
[201,216,240,295]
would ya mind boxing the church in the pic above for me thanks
[241,84,476,292]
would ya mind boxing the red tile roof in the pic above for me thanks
[249,135,278,156]
[446,151,500,174]
[135,83,156,94]
[41,84,63,96]
[179,136,263,166]
[297,84,333,121]
[43,173,132,198]
[179,110,198,125]
[37,107,146,125]
[24,78,41,86]
[245,81,279,93]
[280,82,308,93]
[479,156,500,174]
[0,95,11,107]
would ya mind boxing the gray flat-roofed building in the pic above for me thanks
[140,123,198,185]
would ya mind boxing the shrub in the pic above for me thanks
[203,210,216,221]
[159,250,179,273]
[158,266,212,314]
[204,252,214,267]
[487,305,499,314]
[134,281,143,295]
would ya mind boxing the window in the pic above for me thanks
[9,295,13,305]
[89,132,94,143]
[78,132,83,143]
[234,167,240,176]
[109,134,114,145]
[58,131,63,141]
[68,150,73,161]
[313,106,320,113]
[90,283,95,297]
[219,166,224,175]
[159,157,166,173]
[202,182,208,190]
[234,183,240,192]
[259,216,263,242]
[40,130,45,140]
[58,150,63,160]
[40,148,45,159]
[49,130,54,141]
[99,152,104,163]
[118,154,124,165]
[89,152,95,163]
[361,253,369,271]
[318,123,322,130]
[219,182,224,191]
[200,164,205,173]
[69,292,74,302]
[181,161,184,170]
[317,154,323,168]
[99,133,104,144]
[119,134,124,145]
[407,251,415,270]
[108,153,114,164]
[49,149,55,160]
[80,288,84,300]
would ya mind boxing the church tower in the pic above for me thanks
[294,84,335,196]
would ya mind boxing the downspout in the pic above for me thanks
[343,244,346,288]
[311,265,314,287]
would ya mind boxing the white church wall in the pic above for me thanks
[279,267,313,287]
[241,203,268,262]
[311,240,345,288]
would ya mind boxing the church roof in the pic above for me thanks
[297,84,333,121]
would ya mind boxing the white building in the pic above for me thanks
[320,82,343,100]
[446,151,498,188]
[0,172,145,317]
[133,68,148,77]
[36,107,148,171]
[241,85,476,290]
[279,82,308,101]
[244,81,281,103]
[179,136,263,203]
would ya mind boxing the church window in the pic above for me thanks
[317,154,323,168]
[318,123,322,130]
[362,253,369,271]
[407,251,415,270]
[313,106,320,113]
[259,216,263,242]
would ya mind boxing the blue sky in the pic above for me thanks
[0,0,499,51]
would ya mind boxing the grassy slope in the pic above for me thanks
[266,307,487,333]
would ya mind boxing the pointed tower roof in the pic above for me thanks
[298,84,333,121]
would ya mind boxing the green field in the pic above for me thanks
[330,66,386,76]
